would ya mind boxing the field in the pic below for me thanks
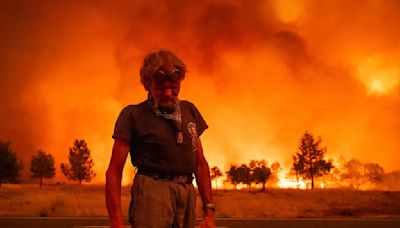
[0,184,399,219]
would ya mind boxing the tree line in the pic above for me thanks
[0,131,395,190]
[0,139,95,187]
[210,131,389,190]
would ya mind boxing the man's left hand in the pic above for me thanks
[197,210,216,228]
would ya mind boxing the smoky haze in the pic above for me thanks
[0,0,399,184]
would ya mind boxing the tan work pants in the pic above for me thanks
[129,174,196,228]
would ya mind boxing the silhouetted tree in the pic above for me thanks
[61,139,96,184]
[0,141,23,187]
[30,150,55,187]
[292,131,333,189]
[237,164,251,187]
[253,162,271,191]
[226,165,239,189]
[210,166,223,190]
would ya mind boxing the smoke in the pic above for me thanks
[0,0,399,184]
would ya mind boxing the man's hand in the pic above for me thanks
[197,210,216,228]
[110,220,125,228]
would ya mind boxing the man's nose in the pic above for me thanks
[163,88,173,97]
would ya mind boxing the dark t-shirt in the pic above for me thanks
[112,100,208,174]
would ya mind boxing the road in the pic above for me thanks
[1,217,399,228]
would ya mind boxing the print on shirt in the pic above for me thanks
[187,122,198,152]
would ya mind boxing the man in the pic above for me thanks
[106,50,215,228]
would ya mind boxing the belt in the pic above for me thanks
[137,169,194,184]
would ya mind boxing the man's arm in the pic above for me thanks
[106,139,130,228]
[195,139,215,227]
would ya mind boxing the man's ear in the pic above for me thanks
[143,79,151,91]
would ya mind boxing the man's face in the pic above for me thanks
[148,61,182,108]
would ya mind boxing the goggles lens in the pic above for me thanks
[153,69,182,83]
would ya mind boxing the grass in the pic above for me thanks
[1,184,399,218]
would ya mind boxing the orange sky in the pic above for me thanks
[0,0,399,184]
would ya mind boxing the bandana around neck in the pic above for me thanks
[147,93,183,144]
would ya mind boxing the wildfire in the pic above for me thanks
[276,171,306,189]
[208,168,310,190]
[1,0,399,186]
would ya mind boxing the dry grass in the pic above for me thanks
[206,189,400,218]
[0,184,129,217]
[1,184,399,218]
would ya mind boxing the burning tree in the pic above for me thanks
[30,150,56,187]
[61,139,96,184]
[210,166,223,190]
[292,131,333,189]
[0,141,23,187]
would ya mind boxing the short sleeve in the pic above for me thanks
[112,106,135,143]
[190,103,208,136]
